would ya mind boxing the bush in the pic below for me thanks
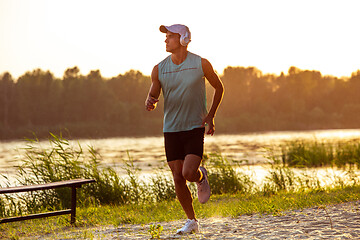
[205,153,254,195]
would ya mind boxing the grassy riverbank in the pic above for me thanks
[2,185,360,239]
[1,134,360,239]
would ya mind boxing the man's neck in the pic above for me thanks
[171,50,188,65]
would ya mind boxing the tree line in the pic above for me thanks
[0,66,360,140]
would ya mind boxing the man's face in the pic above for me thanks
[165,31,181,53]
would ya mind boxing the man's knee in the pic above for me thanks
[173,172,187,186]
[182,168,199,182]
[182,154,202,182]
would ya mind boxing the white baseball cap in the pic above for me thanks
[159,24,191,46]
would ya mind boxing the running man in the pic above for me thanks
[145,24,224,234]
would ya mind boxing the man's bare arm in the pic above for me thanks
[145,65,161,111]
[201,58,224,135]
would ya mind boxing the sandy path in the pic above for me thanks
[41,200,360,239]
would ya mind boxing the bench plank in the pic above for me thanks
[0,209,72,224]
[0,179,96,194]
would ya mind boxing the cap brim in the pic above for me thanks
[159,25,168,33]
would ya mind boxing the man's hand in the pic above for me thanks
[145,96,159,111]
[201,114,215,136]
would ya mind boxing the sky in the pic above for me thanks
[0,0,359,79]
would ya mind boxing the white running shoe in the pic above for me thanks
[176,219,199,234]
[197,166,211,204]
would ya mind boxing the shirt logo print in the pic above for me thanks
[163,67,197,74]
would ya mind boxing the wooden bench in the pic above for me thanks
[0,179,96,224]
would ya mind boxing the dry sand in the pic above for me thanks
[40,200,360,240]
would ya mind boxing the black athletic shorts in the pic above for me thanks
[164,127,205,162]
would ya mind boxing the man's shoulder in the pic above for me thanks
[158,54,171,65]
[188,51,202,59]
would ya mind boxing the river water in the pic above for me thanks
[1,129,360,185]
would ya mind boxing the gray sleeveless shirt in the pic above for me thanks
[158,52,207,132]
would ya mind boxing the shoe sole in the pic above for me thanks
[176,229,199,235]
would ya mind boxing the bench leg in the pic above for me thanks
[71,187,77,224]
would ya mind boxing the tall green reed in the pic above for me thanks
[204,153,254,194]
[281,140,334,167]
[280,138,360,168]
[149,172,176,202]
[261,149,298,196]
[261,156,322,196]
[263,140,360,196]
[334,140,360,168]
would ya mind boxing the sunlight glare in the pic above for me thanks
[0,0,359,78]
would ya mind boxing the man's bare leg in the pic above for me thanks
[168,155,202,219]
